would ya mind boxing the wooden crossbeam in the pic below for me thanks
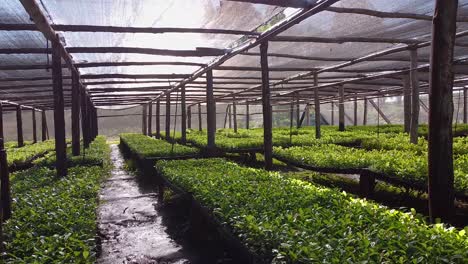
[271,35,423,45]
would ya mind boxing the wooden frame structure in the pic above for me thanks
[0,0,464,221]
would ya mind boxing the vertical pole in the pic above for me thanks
[306,104,310,126]
[206,70,216,154]
[93,106,98,137]
[0,103,3,147]
[260,42,272,170]
[181,85,187,144]
[296,93,300,128]
[187,105,192,130]
[0,138,11,221]
[198,103,202,131]
[148,101,153,136]
[353,94,358,126]
[41,110,47,141]
[52,39,67,177]
[165,94,171,141]
[71,70,80,156]
[233,97,238,133]
[403,74,412,132]
[338,85,345,131]
[410,48,420,144]
[32,108,37,143]
[245,102,250,129]
[463,87,467,124]
[314,73,321,138]
[228,104,232,129]
[142,104,147,135]
[290,101,294,132]
[16,105,24,147]
[80,90,89,148]
[363,98,368,125]
[156,100,161,139]
[428,0,457,222]
[331,101,335,125]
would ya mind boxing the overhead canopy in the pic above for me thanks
[1,0,468,109]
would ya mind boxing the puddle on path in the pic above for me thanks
[97,145,232,264]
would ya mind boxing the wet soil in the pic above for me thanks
[97,145,234,264]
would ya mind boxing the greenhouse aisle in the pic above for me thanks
[97,144,196,264]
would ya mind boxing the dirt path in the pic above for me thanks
[97,144,195,264]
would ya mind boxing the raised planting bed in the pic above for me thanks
[155,158,468,263]
[6,140,56,171]
[3,163,111,263]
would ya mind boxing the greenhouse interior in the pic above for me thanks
[0,0,467,263]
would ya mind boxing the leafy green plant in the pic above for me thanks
[120,133,199,158]
[156,158,468,263]
[7,140,55,168]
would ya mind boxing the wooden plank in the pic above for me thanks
[71,71,80,155]
[314,73,321,138]
[80,91,89,148]
[206,70,216,154]
[16,105,24,147]
[338,85,345,131]
[0,23,259,35]
[353,95,358,126]
[81,73,189,79]
[67,47,227,57]
[368,99,392,124]
[165,94,171,141]
[155,100,161,139]
[403,74,411,132]
[76,61,206,68]
[260,42,273,170]
[410,49,420,144]
[271,35,422,45]
[181,86,187,144]
[51,39,67,177]
[187,105,192,130]
[296,93,300,128]
[427,0,457,222]
[32,108,37,143]
[233,97,238,133]
[465,87,468,124]
[245,102,250,129]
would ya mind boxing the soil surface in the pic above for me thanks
[97,145,232,264]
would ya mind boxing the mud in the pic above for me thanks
[97,145,233,264]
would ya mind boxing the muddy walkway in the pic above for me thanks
[97,145,231,264]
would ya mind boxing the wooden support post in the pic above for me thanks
[410,48,420,144]
[369,99,392,124]
[0,138,11,221]
[260,42,273,170]
[359,170,376,198]
[228,104,232,129]
[165,94,171,141]
[290,101,294,132]
[338,85,345,131]
[52,39,67,177]
[71,70,80,155]
[314,73,321,138]
[142,104,147,135]
[148,102,153,136]
[32,108,37,143]
[363,98,368,125]
[181,85,187,144]
[0,103,3,148]
[223,105,229,128]
[187,105,192,130]
[16,105,24,147]
[206,70,216,154]
[464,87,467,124]
[245,102,250,129]
[156,100,161,139]
[233,97,238,133]
[306,104,310,126]
[93,106,98,137]
[198,103,202,131]
[403,74,411,132]
[331,101,335,125]
[353,95,358,126]
[41,110,47,141]
[428,0,457,223]
[80,90,89,148]
[296,93,300,128]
